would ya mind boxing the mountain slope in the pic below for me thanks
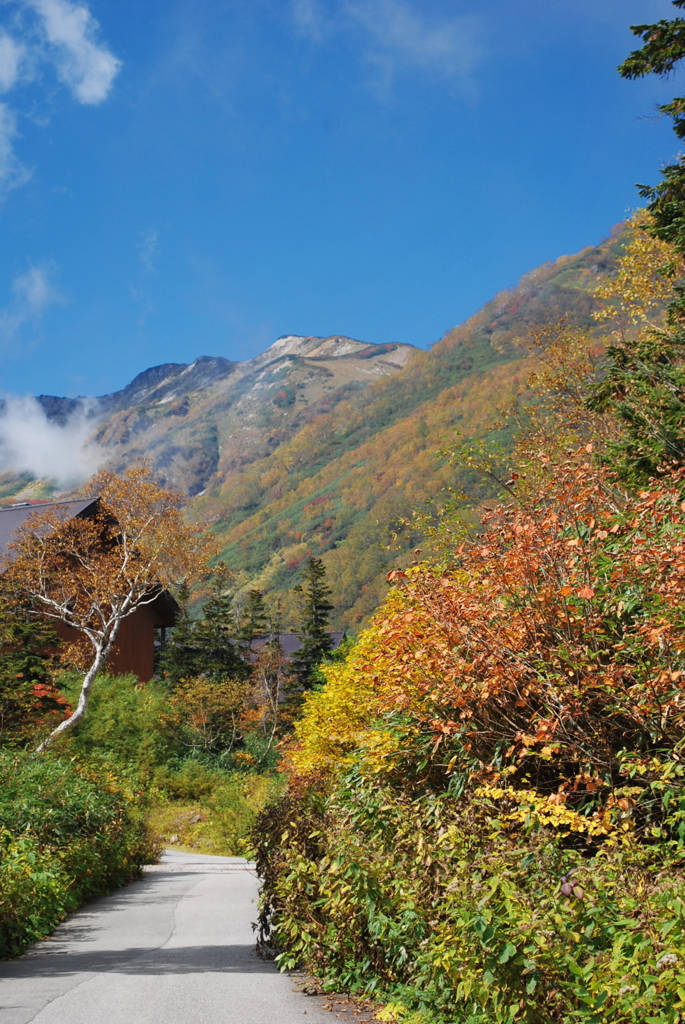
[92,336,416,498]
[191,231,622,626]
[1,229,623,628]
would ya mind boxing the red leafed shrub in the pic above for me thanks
[366,449,685,828]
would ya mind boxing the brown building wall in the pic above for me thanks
[54,604,162,682]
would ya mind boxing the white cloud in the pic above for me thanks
[0,394,103,485]
[348,0,479,79]
[27,0,121,104]
[0,102,31,198]
[293,0,332,43]
[0,261,64,339]
[13,262,62,312]
[293,0,481,90]
[138,229,159,273]
[0,33,25,93]
[0,1,120,204]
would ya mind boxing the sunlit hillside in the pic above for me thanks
[0,229,623,628]
[192,229,622,627]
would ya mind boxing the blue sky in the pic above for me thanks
[0,0,681,397]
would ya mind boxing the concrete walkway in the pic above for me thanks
[0,850,339,1024]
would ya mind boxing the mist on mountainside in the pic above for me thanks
[0,396,105,488]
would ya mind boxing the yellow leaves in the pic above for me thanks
[593,209,679,330]
[357,729,404,776]
[287,627,385,777]
[476,784,616,838]
[375,1003,408,1023]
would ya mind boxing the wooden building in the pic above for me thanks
[0,498,177,682]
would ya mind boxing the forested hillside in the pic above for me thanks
[1,228,623,628]
[195,233,621,626]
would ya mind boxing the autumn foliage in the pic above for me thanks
[1,464,213,750]
[287,450,685,832]
[255,458,685,1023]
[252,211,685,1023]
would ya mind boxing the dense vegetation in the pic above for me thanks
[0,548,338,956]
[0,750,155,958]
[252,206,685,1022]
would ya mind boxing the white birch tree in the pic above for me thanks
[1,465,213,752]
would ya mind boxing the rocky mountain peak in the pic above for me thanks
[259,335,369,362]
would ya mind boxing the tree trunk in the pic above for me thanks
[35,632,116,753]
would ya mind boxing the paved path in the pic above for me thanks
[0,851,339,1024]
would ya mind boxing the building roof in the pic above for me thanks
[0,496,179,627]
[150,588,180,627]
[0,498,99,560]
[250,631,346,656]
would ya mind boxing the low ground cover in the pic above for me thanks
[61,672,285,859]
[149,771,282,857]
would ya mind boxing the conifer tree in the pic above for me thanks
[160,568,245,685]
[617,4,685,280]
[582,3,685,482]
[292,558,334,688]
[585,328,685,482]
[238,590,269,644]
[193,568,246,679]
[158,584,198,687]
[0,601,64,746]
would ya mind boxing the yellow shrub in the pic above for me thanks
[289,620,391,777]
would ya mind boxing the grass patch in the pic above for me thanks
[149,768,283,857]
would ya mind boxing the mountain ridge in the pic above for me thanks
[0,231,624,626]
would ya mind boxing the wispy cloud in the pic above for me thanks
[293,0,333,44]
[27,0,121,104]
[0,261,64,339]
[0,32,25,93]
[138,229,159,273]
[293,0,481,93]
[0,395,103,485]
[0,102,32,198]
[350,1,479,79]
[0,0,121,201]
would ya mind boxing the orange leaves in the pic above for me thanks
[5,465,212,636]
[2,465,217,750]
[288,454,685,830]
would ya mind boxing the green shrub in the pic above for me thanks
[0,831,73,955]
[152,759,219,801]
[0,750,157,957]
[254,770,685,1024]
[149,763,284,855]
[59,672,180,775]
